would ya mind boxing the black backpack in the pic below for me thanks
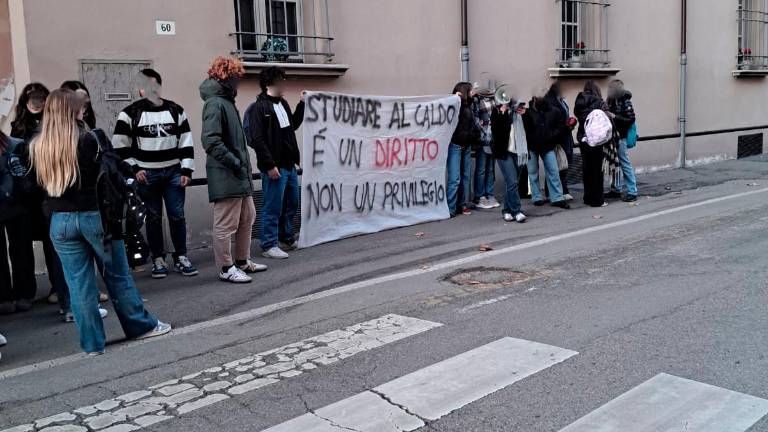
[90,130,147,242]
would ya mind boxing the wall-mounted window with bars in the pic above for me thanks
[737,0,768,70]
[556,0,611,68]
[233,0,335,64]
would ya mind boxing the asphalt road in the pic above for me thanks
[2,156,768,431]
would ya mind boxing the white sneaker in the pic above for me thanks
[0,333,6,347]
[239,260,268,274]
[514,212,528,223]
[488,197,501,208]
[564,194,574,202]
[99,308,108,319]
[262,247,289,259]
[136,321,172,340]
[220,266,252,283]
[476,197,494,210]
[503,213,515,222]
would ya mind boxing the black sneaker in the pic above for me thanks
[533,200,547,207]
[552,200,571,209]
[622,194,638,202]
[173,256,199,277]
[606,191,622,199]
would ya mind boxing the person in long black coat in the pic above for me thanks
[574,81,609,207]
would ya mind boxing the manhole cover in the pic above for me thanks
[443,267,536,288]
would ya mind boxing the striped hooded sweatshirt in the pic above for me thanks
[112,98,195,177]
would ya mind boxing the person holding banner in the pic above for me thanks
[200,57,268,283]
[446,82,481,217]
[244,67,305,259]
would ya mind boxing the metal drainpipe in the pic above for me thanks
[460,0,470,81]
[678,0,688,168]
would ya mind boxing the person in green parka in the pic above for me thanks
[200,56,268,284]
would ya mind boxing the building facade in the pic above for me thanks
[2,0,767,248]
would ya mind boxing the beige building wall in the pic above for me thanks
[10,0,768,248]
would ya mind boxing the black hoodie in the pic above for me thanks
[607,90,636,138]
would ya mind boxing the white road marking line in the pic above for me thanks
[559,373,768,432]
[263,337,578,431]
[3,186,767,381]
[0,315,441,432]
[264,391,425,432]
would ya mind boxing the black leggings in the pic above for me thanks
[580,143,605,207]
[0,216,38,302]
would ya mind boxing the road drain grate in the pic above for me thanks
[443,267,537,289]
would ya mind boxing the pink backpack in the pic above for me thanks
[584,109,613,147]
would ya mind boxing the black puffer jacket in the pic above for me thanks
[450,104,481,147]
[522,98,568,155]
[490,108,513,159]
[607,90,636,138]
[574,92,608,144]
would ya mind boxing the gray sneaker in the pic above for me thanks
[476,197,494,210]
[136,321,172,340]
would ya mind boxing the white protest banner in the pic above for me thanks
[298,92,460,248]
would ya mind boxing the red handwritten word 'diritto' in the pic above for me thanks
[374,137,439,169]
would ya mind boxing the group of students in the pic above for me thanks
[0,57,305,357]
[0,57,636,358]
[446,79,638,222]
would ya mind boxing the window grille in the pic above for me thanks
[233,0,334,63]
[737,0,768,70]
[556,0,611,68]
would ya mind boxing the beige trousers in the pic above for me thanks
[212,197,256,268]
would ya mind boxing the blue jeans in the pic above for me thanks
[614,138,638,195]
[446,144,472,215]
[496,154,522,215]
[51,211,158,353]
[260,167,299,250]
[137,165,187,259]
[527,150,564,203]
[474,150,495,199]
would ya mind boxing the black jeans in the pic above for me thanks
[0,216,37,302]
[137,165,188,259]
[580,143,605,207]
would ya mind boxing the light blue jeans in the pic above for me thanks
[446,143,472,215]
[474,150,495,199]
[51,211,158,353]
[260,167,299,250]
[614,138,638,195]
[527,150,564,203]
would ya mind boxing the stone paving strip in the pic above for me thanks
[262,337,578,431]
[1,314,442,432]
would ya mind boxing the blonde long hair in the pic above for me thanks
[30,89,82,197]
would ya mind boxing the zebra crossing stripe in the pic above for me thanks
[559,373,768,432]
[0,314,441,432]
[263,337,578,431]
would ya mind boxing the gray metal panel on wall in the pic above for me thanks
[80,60,151,136]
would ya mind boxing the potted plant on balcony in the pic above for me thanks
[568,42,586,68]
[262,36,290,62]
[739,48,756,70]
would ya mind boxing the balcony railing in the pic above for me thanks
[556,0,611,69]
[737,1,768,72]
[233,0,334,64]
[230,32,335,63]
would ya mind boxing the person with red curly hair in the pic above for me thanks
[199,57,267,283]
